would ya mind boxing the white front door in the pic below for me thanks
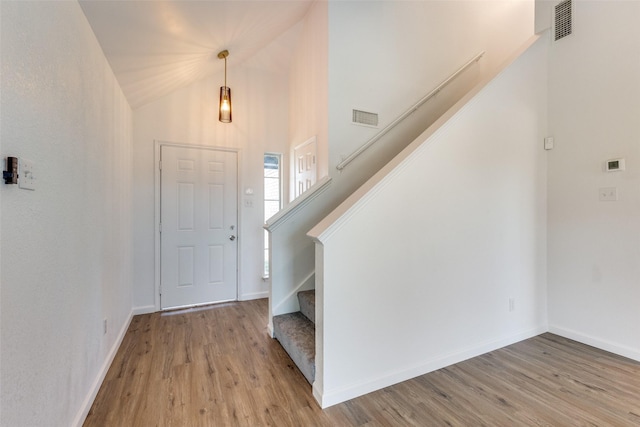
[160,145,238,309]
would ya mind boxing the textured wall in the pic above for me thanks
[547,0,640,360]
[0,2,133,426]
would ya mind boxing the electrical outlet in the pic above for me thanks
[103,319,108,335]
[509,298,515,312]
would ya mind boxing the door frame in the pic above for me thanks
[154,140,242,312]
[291,135,317,201]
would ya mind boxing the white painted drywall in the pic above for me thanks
[546,0,640,360]
[268,0,535,326]
[328,0,534,170]
[289,0,328,185]
[311,35,549,407]
[0,2,133,425]
[535,0,553,34]
[132,29,295,310]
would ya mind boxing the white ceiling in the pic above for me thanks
[80,0,314,108]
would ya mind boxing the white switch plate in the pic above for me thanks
[18,159,36,190]
[544,137,554,150]
[599,187,617,201]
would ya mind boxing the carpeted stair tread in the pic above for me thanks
[273,312,315,384]
[297,290,315,324]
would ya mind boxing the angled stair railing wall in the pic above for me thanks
[336,51,485,172]
[308,34,546,408]
[265,52,487,337]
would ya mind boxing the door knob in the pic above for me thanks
[229,235,236,241]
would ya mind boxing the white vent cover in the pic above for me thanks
[554,0,572,41]
[352,109,379,127]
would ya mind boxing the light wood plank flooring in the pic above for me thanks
[84,299,640,426]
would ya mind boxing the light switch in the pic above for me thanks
[598,187,617,202]
[19,159,35,190]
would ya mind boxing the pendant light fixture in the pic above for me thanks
[217,50,232,123]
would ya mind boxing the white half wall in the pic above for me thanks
[546,0,640,361]
[0,2,133,425]
[310,35,549,407]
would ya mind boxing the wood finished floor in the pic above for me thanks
[84,299,640,426]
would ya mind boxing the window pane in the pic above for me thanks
[264,200,280,220]
[264,155,280,171]
[264,153,281,277]
[264,177,280,201]
[264,168,279,178]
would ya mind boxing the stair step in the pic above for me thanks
[297,290,315,324]
[273,312,315,384]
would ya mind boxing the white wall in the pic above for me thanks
[546,0,640,360]
[0,2,133,426]
[328,0,534,170]
[268,0,535,324]
[289,0,328,182]
[310,35,549,407]
[132,30,295,310]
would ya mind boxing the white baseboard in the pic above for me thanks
[549,325,640,362]
[132,304,156,315]
[317,325,546,408]
[267,322,274,338]
[72,310,133,427]
[240,291,268,301]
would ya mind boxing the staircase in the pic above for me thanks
[273,290,315,384]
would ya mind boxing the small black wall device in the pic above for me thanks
[4,157,18,184]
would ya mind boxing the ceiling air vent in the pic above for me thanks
[352,109,379,127]
[554,0,572,41]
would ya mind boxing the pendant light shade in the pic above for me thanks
[219,86,231,123]
[218,50,232,123]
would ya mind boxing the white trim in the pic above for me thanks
[312,383,324,408]
[72,310,134,427]
[549,325,640,362]
[292,135,317,151]
[154,140,241,311]
[316,326,546,408]
[265,176,332,232]
[271,271,315,315]
[239,291,269,301]
[132,305,156,315]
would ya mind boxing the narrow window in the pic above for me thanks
[264,153,282,277]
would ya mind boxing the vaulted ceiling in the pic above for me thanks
[79,0,314,108]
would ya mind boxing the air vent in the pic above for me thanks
[352,109,379,127]
[554,0,572,41]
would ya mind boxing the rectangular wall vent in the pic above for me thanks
[352,109,379,127]
[554,0,572,41]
